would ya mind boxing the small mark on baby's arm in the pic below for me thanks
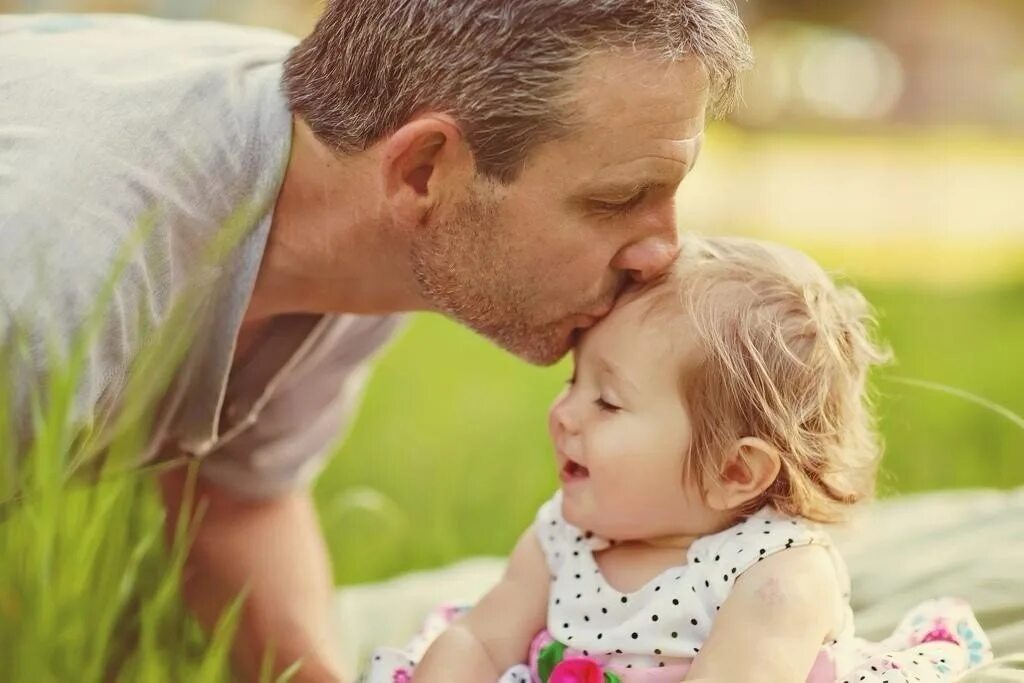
[754,575,786,607]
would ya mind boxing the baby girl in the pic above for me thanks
[363,236,991,683]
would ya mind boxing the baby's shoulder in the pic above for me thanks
[719,541,844,642]
[690,507,828,564]
[686,508,847,606]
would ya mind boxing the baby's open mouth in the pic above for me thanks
[560,459,590,481]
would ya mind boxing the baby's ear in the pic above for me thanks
[704,437,781,511]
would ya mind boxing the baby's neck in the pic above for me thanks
[624,510,743,552]
[593,514,752,593]
[635,533,700,551]
[594,539,695,594]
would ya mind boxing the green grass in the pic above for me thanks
[317,281,1024,586]
[864,284,1024,493]
[0,204,296,683]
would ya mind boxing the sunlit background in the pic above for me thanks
[3,0,1022,588]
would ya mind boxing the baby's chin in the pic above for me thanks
[559,492,591,533]
[563,494,680,544]
[560,494,626,541]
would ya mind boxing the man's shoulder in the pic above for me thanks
[0,13,296,164]
[0,13,295,117]
[0,13,297,60]
[0,13,296,310]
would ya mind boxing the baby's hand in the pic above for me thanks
[412,527,550,682]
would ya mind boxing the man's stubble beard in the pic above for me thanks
[409,191,572,366]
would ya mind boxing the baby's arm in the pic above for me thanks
[413,525,549,682]
[685,545,841,683]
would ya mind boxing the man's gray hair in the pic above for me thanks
[283,1,752,182]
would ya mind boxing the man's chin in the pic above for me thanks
[489,325,576,366]
[504,337,572,366]
[523,348,571,366]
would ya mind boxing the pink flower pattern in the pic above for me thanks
[549,657,605,683]
[919,624,960,647]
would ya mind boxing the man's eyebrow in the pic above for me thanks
[581,156,698,196]
[581,177,676,198]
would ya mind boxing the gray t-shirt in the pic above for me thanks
[0,14,403,497]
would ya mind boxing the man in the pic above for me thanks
[0,2,750,680]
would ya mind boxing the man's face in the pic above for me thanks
[411,51,709,364]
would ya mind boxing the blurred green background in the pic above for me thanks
[3,0,1021,585]
[1,2,1022,678]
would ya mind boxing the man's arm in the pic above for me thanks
[684,545,841,683]
[159,466,344,683]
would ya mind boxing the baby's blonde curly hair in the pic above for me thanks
[645,235,890,524]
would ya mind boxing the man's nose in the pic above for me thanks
[611,234,681,283]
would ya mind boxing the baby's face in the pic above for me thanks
[548,292,720,541]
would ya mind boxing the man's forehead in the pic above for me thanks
[531,53,709,182]
[569,50,710,132]
[580,132,704,183]
[527,118,705,187]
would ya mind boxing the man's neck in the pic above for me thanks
[243,117,429,326]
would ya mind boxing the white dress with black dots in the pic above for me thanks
[534,490,853,678]
[359,491,992,683]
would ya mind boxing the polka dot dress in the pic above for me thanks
[359,491,992,682]
[536,490,845,672]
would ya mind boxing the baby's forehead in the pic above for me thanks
[581,289,700,367]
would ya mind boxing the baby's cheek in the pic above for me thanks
[617,455,682,503]
[595,460,651,503]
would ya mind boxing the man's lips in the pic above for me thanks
[568,313,600,331]
[569,304,614,331]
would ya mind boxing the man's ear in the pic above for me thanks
[379,113,475,228]
[704,437,781,511]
